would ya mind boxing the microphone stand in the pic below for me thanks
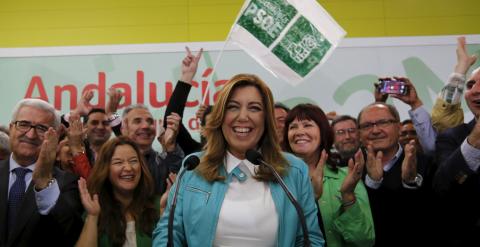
[167,156,199,247]
[257,159,311,247]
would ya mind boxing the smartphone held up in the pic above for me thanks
[378,79,408,95]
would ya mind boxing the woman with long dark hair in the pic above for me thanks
[76,136,159,247]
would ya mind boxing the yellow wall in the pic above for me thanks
[0,0,478,48]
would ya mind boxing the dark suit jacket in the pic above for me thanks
[0,160,83,247]
[365,149,432,247]
[434,119,480,246]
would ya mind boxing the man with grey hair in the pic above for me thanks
[0,132,10,161]
[121,104,183,195]
[0,98,83,246]
[357,102,432,246]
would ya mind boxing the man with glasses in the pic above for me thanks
[330,115,362,167]
[0,98,83,246]
[374,77,436,156]
[357,102,431,247]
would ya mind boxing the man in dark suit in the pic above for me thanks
[0,98,83,247]
[358,102,432,247]
[434,67,480,246]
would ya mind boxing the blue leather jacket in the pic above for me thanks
[153,152,325,246]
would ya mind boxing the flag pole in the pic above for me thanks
[202,0,252,105]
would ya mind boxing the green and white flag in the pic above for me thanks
[230,0,346,85]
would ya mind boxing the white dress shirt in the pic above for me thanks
[213,151,278,247]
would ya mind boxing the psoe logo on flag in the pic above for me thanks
[230,0,346,85]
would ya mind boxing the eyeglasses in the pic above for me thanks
[335,128,357,136]
[13,120,50,136]
[359,119,397,131]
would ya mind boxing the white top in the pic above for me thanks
[213,151,278,247]
[123,221,137,247]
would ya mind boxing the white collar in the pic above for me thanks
[224,151,257,175]
[9,154,36,172]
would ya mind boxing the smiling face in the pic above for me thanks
[109,144,142,196]
[333,119,360,158]
[122,108,155,152]
[221,85,265,159]
[359,105,400,154]
[9,105,54,166]
[85,112,112,146]
[287,118,321,159]
[465,68,480,118]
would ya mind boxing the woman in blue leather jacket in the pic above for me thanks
[153,73,324,246]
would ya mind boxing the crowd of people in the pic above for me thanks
[0,36,479,247]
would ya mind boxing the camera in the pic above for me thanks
[378,79,408,95]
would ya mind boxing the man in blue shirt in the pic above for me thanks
[0,98,83,247]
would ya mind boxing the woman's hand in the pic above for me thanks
[310,150,328,200]
[340,150,365,209]
[180,47,203,84]
[78,177,100,217]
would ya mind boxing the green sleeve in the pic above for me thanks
[332,182,375,247]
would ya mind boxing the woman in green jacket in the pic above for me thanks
[283,103,375,247]
[76,137,160,247]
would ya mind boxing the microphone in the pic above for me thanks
[246,149,311,247]
[167,155,200,247]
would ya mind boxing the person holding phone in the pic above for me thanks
[374,77,436,156]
